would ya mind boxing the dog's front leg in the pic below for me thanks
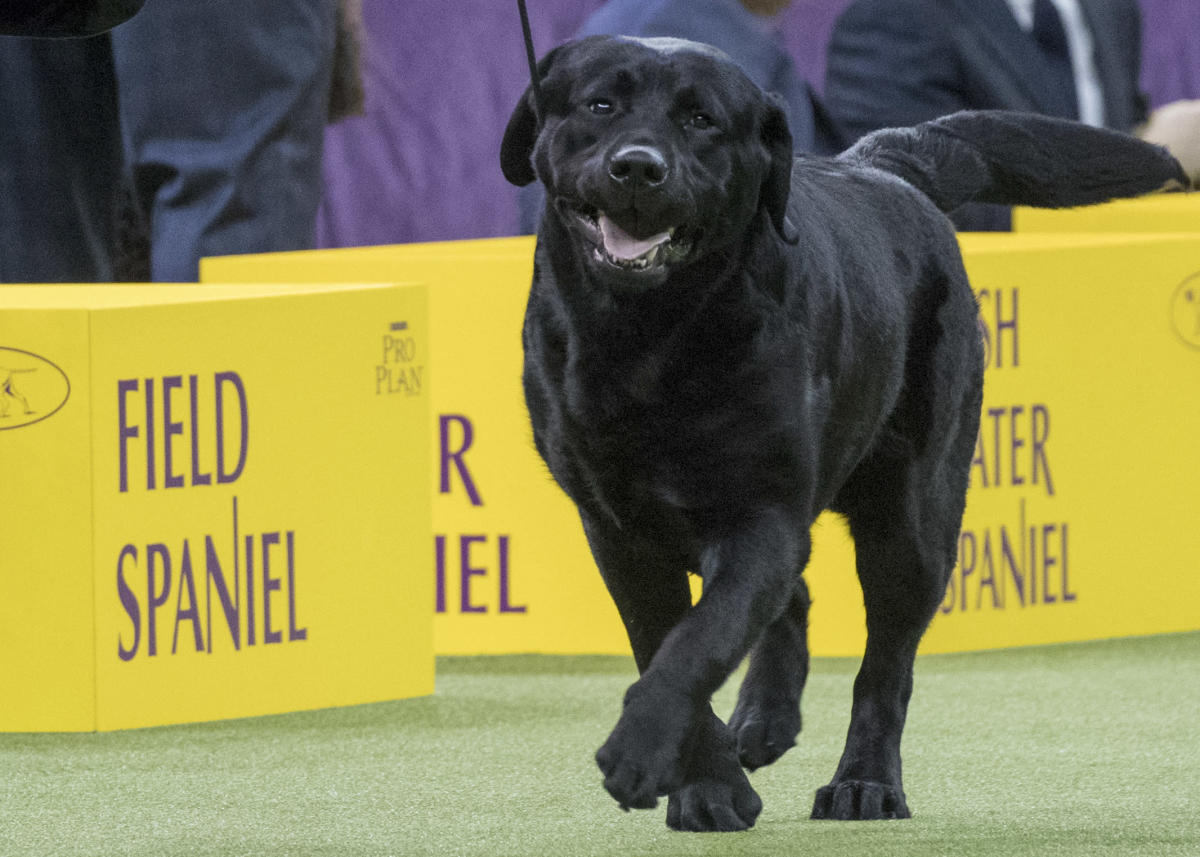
[579,513,698,812]
[585,522,765,830]
[589,508,809,825]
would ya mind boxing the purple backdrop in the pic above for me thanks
[1138,0,1200,108]
[316,0,1195,249]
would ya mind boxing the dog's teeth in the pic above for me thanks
[599,215,672,262]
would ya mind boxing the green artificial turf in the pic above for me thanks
[2,633,1198,857]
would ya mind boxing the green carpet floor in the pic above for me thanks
[2,633,1197,857]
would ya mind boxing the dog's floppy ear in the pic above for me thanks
[501,45,564,187]
[501,87,540,187]
[759,98,795,240]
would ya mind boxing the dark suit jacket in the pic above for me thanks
[824,0,1148,228]
[0,0,143,37]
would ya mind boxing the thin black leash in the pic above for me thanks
[517,0,545,127]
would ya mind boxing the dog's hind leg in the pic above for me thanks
[728,578,810,770]
[814,344,982,820]
[809,506,945,820]
[581,514,765,831]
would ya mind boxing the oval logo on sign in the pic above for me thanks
[1171,272,1200,351]
[0,347,71,430]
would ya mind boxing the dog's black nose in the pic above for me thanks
[608,145,668,187]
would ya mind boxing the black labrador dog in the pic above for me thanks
[500,35,1185,832]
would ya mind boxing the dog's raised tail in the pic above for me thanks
[843,110,1189,213]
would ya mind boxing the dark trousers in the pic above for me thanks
[0,0,336,283]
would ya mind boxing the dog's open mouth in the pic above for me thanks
[565,204,693,274]
[599,216,672,267]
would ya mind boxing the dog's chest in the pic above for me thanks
[552,343,799,531]
[567,340,727,439]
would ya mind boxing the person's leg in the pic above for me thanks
[0,35,122,282]
[111,0,337,281]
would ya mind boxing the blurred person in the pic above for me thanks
[823,0,1158,229]
[1139,99,1200,184]
[518,0,845,232]
[0,0,349,283]
[0,1,144,38]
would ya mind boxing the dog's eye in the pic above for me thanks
[588,99,614,116]
[688,112,715,130]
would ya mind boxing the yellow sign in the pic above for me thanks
[203,231,1200,657]
[0,282,433,731]
[922,233,1200,651]
[206,242,625,655]
[1013,193,1200,232]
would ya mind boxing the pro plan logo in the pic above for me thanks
[0,347,71,430]
[376,320,424,396]
[1171,272,1200,351]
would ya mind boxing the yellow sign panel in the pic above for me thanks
[207,243,625,655]
[1,282,433,731]
[203,230,1200,657]
[1013,193,1200,232]
[923,232,1200,651]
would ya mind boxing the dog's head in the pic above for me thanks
[501,35,793,288]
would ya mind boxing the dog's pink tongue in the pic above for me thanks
[598,214,671,260]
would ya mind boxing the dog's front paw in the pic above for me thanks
[667,773,762,832]
[595,686,694,811]
[811,780,910,820]
[728,694,801,771]
[666,733,762,832]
